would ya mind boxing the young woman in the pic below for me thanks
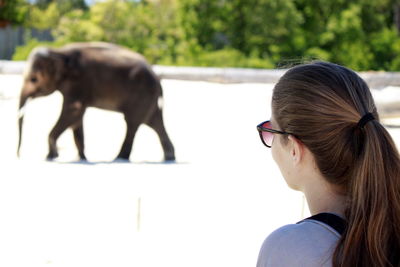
[256,61,400,266]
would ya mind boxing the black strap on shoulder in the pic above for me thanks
[298,213,347,235]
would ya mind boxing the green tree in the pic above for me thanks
[25,0,87,29]
[25,2,61,29]
[226,0,303,60]
[0,0,29,25]
[178,0,302,64]
[293,0,400,70]
[14,0,400,70]
[34,0,87,11]
[54,9,103,43]
[178,0,223,50]
[53,0,183,64]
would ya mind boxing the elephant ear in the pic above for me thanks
[46,49,81,79]
[62,50,81,75]
[29,47,53,73]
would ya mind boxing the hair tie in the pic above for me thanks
[357,113,375,129]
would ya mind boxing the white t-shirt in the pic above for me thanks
[256,219,341,267]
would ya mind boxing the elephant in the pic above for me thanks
[17,42,175,162]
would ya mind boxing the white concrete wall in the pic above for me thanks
[3,60,400,87]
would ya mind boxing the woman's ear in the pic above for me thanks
[288,135,304,166]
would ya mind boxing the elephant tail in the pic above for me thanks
[157,82,164,111]
[157,95,164,111]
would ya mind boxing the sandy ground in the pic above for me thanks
[1,74,399,267]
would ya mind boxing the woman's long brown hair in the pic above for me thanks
[272,61,400,266]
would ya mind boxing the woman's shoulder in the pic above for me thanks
[256,220,340,267]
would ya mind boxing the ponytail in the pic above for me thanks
[334,122,400,266]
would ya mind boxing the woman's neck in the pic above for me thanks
[302,176,347,218]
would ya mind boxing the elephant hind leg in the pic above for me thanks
[146,107,175,161]
[72,120,86,160]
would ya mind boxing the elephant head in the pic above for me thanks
[17,47,79,157]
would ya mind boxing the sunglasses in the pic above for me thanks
[257,120,290,148]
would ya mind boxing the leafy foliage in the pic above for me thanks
[11,0,400,70]
[12,38,62,60]
[0,0,29,25]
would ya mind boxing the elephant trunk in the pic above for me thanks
[17,114,23,157]
[17,90,32,157]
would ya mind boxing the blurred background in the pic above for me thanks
[2,0,400,70]
[2,1,400,267]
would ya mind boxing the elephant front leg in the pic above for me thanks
[116,119,140,160]
[47,122,66,160]
[47,101,85,160]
